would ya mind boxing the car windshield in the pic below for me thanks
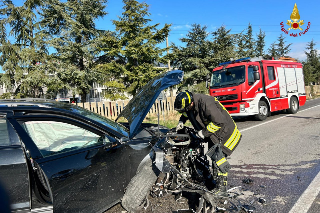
[210,65,245,88]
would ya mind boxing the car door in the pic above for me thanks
[0,113,30,211]
[7,114,130,213]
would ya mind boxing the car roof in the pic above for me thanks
[0,99,63,108]
[0,99,128,138]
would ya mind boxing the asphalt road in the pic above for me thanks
[228,97,320,212]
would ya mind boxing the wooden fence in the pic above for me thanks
[73,97,177,120]
[305,85,320,98]
[74,85,319,120]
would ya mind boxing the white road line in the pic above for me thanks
[288,170,320,213]
[239,104,320,132]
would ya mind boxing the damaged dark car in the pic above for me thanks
[0,70,183,212]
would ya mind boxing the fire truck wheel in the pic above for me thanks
[287,97,299,114]
[254,100,268,121]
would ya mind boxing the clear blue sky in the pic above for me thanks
[1,0,319,73]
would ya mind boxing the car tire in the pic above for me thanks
[287,96,299,114]
[121,155,157,213]
[254,100,268,121]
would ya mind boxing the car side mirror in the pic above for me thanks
[253,65,259,71]
[253,72,260,81]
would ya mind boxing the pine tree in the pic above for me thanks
[212,25,236,65]
[169,24,214,93]
[41,0,108,102]
[255,29,266,57]
[304,39,320,84]
[244,23,254,57]
[268,42,278,58]
[235,24,254,58]
[302,63,316,86]
[276,34,291,57]
[235,32,246,58]
[98,0,170,97]
[0,0,49,98]
[305,39,320,68]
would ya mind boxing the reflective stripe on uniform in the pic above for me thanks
[186,92,191,103]
[218,172,228,176]
[178,112,188,117]
[229,130,241,150]
[224,128,241,151]
[207,122,221,133]
[182,98,185,109]
[224,127,237,147]
[216,157,227,166]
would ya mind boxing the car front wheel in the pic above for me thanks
[121,154,157,212]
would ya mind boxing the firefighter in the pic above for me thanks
[174,91,241,196]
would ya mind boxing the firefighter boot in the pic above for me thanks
[212,172,228,197]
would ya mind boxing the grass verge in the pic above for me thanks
[143,112,191,129]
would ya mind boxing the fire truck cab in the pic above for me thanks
[209,57,306,120]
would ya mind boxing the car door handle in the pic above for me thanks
[52,169,75,180]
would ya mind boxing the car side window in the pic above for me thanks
[0,116,20,146]
[22,121,108,157]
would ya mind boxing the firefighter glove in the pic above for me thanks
[197,130,205,139]
[176,121,184,131]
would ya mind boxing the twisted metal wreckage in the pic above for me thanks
[148,127,263,213]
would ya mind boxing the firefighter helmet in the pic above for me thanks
[174,91,194,112]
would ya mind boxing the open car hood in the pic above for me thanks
[116,70,184,138]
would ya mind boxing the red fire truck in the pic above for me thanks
[209,57,307,120]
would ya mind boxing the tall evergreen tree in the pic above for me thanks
[268,42,278,58]
[302,63,316,86]
[98,0,170,97]
[244,23,254,57]
[212,25,236,65]
[255,29,266,57]
[41,0,108,102]
[276,34,291,57]
[0,0,49,98]
[235,32,246,58]
[303,39,320,84]
[235,24,254,58]
[169,24,214,93]
[305,39,320,68]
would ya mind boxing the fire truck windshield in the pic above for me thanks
[210,65,245,88]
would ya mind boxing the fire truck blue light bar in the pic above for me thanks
[219,57,251,66]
